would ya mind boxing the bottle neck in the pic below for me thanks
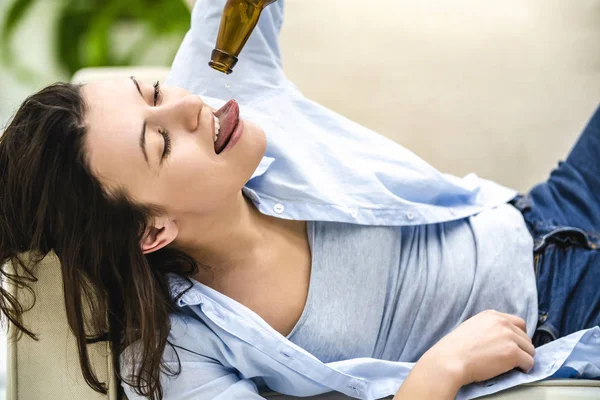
[209,0,277,74]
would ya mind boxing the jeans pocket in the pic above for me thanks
[533,321,558,347]
[534,227,595,252]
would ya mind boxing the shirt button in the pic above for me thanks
[347,384,359,394]
[273,203,285,214]
[406,211,415,220]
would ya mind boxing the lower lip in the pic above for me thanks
[220,118,244,154]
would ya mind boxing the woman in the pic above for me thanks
[1,1,599,399]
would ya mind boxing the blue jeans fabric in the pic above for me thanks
[510,104,600,347]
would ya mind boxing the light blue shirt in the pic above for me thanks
[121,1,600,399]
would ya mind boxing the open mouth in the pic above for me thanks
[213,99,240,155]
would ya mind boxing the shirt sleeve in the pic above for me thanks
[120,316,267,400]
[121,359,266,400]
[165,0,288,105]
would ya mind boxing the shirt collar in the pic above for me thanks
[242,155,274,206]
[250,155,274,181]
[168,273,204,307]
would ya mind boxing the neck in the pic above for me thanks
[172,191,292,282]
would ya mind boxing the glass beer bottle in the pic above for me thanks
[209,0,277,74]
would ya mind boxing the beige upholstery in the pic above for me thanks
[5,0,600,399]
[6,255,117,400]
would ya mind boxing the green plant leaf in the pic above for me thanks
[0,0,36,67]
[56,8,92,75]
[84,4,120,67]
[3,0,191,80]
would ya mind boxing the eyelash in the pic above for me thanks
[153,81,171,160]
[152,81,162,106]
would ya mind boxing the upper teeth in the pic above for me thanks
[214,115,221,142]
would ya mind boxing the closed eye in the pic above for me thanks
[153,81,162,106]
[153,81,171,163]
[159,128,171,160]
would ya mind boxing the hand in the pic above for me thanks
[393,310,535,399]
[421,309,535,387]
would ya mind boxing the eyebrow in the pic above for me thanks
[130,76,149,166]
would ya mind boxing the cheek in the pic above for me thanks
[162,149,222,198]
[171,142,216,180]
[161,169,232,214]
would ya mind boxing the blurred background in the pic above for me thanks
[0,0,191,129]
[1,1,193,399]
[0,0,599,399]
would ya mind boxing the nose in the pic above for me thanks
[154,94,204,133]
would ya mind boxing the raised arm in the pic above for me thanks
[166,0,287,105]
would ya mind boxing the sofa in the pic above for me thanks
[5,0,600,399]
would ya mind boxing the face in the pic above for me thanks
[81,78,266,219]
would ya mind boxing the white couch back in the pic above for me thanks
[278,0,600,192]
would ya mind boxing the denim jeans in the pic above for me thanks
[510,104,600,347]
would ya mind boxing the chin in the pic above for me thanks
[234,119,267,181]
[244,119,267,155]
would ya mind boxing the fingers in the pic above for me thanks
[496,311,527,333]
[496,311,536,373]
[487,310,536,362]
[514,345,535,373]
[511,329,536,357]
[491,311,535,356]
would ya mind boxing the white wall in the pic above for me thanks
[279,0,600,192]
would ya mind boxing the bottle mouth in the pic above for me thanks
[209,49,238,75]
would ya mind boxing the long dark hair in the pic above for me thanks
[0,82,204,400]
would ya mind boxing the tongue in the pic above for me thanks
[214,100,239,153]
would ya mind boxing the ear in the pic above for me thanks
[141,216,179,255]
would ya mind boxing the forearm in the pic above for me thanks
[392,354,464,400]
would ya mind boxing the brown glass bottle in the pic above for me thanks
[209,0,277,74]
